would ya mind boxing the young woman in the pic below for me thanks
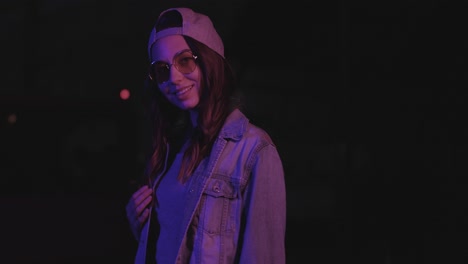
[125,7,286,264]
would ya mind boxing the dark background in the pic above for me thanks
[1,0,466,263]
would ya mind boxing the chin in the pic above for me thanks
[177,99,199,110]
[176,103,194,110]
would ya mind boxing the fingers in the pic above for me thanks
[138,208,151,224]
[125,185,154,241]
[128,185,152,207]
[134,186,152,204]
[126,185,153,221]
[130,208,150,241]
[135,194,153,217]
[132,186,153,211]
[133,185,151,199]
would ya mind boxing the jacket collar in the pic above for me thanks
[218,108,248,141]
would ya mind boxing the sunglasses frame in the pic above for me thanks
[148,49,198,84]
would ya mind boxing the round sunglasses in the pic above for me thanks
[148,49,198,84]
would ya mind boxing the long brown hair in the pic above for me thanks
[143,10,240,184]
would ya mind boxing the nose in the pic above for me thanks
[168,64,183,84]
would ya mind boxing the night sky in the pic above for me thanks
[1,1,466,263]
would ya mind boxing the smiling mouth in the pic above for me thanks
[174,86,193,96]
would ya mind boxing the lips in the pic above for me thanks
[173,85,193,96]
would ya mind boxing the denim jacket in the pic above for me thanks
[134,109,286,264]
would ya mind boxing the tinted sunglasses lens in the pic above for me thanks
[150,62,169,83]
[175,52,197,74]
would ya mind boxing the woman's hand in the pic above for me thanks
[125,185,153,241]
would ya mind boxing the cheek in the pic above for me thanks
[157,86,174,101]
[191,68,203,91]
[158,85,169,95]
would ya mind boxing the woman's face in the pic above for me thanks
[150,35,201,110]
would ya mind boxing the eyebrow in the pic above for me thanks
[152,49,192,63]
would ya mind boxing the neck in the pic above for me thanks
[189,110,198,127]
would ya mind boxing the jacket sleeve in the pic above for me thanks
[237,143,287,264]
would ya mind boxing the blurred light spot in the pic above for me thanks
[7,113,17,124]
[120,89,130,100]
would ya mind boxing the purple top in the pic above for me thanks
[155,151,190,263]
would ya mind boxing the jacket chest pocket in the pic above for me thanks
[197,178,238,235]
